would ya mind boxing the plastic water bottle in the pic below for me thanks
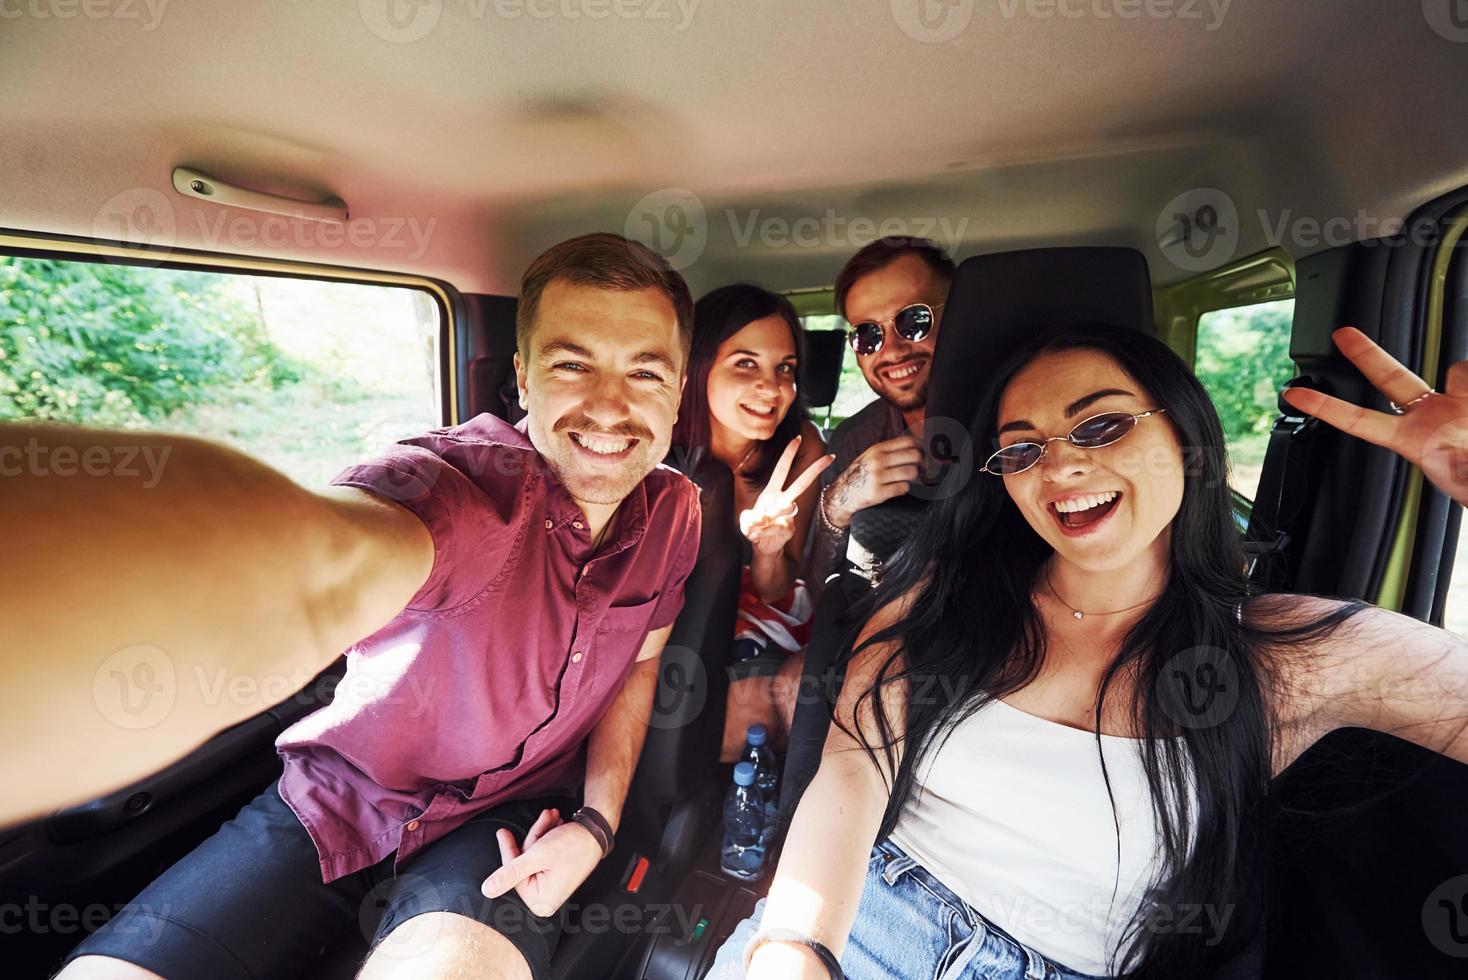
[742,724,779,834]
[720,761,766,881]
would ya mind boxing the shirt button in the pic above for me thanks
[571,651,583,663]
[544,519,553,530]
[573,520,584,530]
[406,820,420,832]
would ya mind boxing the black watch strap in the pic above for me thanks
[570,806,614,859]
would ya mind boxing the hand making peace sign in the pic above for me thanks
[738,436,835,557]
[1283,326,1468,507]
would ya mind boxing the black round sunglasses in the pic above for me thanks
[980,409,1168,475]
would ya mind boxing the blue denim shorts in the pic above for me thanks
[708,839,1108,980]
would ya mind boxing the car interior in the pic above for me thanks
[4,2,1468,978]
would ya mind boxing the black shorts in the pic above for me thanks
[62,779,577,980]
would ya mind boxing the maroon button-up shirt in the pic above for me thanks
[275,415,700,883]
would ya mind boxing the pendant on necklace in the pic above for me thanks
[1073,610,1084,620]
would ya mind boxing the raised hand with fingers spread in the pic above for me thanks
[739,435,836,557]
[1282,326,1468,506]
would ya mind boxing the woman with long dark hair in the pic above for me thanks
[673,283,834,761]
[710,322,1468,979]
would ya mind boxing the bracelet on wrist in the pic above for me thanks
[743,928,845,979]
[570,806,614,860]
[818,485,847,535]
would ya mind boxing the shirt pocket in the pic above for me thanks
[596,597,661,637]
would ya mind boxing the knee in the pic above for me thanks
[53,956,167,980]
[358,912,532,980]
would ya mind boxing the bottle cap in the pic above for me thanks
[733,761,756,786]
[746,724,767,747]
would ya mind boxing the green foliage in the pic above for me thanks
[0,256,309,426]
[1193,300,1296,445]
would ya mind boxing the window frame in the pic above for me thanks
[0,228,462,427]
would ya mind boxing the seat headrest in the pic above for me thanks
[801,328,846,410]
[926,247,1155,433]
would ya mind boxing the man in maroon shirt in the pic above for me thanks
[49,233,702,980]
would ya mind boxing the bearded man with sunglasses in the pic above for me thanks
[807,236,956,588]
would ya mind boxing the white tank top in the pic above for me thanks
[887,697,1193,977]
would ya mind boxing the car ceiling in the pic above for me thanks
[2,0,1466,297]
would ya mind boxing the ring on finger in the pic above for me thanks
[1389,390,1436,415]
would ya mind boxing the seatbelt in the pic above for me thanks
[1243,377,1329,589]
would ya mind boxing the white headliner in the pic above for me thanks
[2,0,1466,295]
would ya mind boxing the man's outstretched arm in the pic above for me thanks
[1,422,432,826]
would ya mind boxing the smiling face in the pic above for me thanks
[995,347,1185,571]
[514,279,685,507]
[705,314,798,448]
[843,252,947,413]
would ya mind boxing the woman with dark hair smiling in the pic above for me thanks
[710,322,1468,979]
[673,284,834,761]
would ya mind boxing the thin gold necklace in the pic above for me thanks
[1044,565,1160,621]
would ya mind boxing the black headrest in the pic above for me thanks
[801,328,846,410]
[926,247,1155,433]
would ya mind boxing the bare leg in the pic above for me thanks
[721,674,782,763]
[357,912,532,980]
[53,957,167,980]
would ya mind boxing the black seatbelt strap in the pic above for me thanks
[1243,377,1328,589]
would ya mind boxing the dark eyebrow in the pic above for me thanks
[630,350,678,373]
[997,388,1137,435]
[538,340,593,360]
[728,348,798,362]
[541,341,676,374]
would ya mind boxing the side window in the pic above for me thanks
[1192,298,1297,501]
[0,256,441,487]
[800,313,877,428]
